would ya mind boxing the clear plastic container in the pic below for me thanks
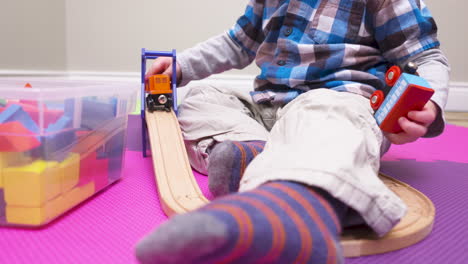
[0,78,137,227]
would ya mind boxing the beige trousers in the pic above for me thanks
[178,85,404,236]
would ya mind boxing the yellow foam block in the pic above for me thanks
[6,181,95,226]
[3,160,61,207]
[0,152,31,189]
[0,152,24,168]
[6,194,62,226]
[60,153,80,193]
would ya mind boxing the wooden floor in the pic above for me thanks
[445,112,468,128]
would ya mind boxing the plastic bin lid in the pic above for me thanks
[0,77,138,101]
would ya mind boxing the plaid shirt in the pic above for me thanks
[228,0,440,105]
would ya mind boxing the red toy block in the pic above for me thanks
[78,151,109,192]
[0,121,41,152]
[77,152,96,186]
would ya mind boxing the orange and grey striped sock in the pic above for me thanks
[208,140,266,197]
[135,181,347,264]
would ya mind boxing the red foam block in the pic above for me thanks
[0,121,41,152]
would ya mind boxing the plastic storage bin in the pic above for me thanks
[0,78,137,227]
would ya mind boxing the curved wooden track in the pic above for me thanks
[145,109,435,257]
[145,109,209,215]
[341,174,435,257]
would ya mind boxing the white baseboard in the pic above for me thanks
[1,70,467,112]
[444,82,468,112]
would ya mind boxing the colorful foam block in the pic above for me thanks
[3,160,62,207]
[31,115,76,161]
[73,130,112,190]
[81,98,117,130]
[60,153,80,193]
[102,130,125,183]
[0,153,14,188]
[0,121,41,152]
[5,102,64,129]
[0,189,6,222]
[72,130,106,155]
[46,113,72,132]
[6,181,94,226]
[3,151,81,208]
[0,104,39,133]
[79,151,109,191]
[0,152,31,188]
[94,157,109,192]
[78,151,97,186]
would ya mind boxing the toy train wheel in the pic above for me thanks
[385,66,402,87]
[370,90,385,110]
[146,95,156,112]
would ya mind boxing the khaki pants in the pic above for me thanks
[178,85,403,237]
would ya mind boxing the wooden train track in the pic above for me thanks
[145,109,209,215]
[145,109,435,257]
[341,174,435,257]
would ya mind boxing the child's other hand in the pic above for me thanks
[145,57,182,83]
[385,100,438,145]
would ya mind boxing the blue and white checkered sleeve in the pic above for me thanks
[228,0,265,58]
[372,0,440,63]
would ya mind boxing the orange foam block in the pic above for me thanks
[0,121,41,152]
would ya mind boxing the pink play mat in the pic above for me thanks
[1,117,467,264]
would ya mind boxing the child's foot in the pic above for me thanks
[207,140,265,197]
[135,181,347,264]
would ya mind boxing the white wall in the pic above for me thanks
[65,0,251,73]
[0,0,466,82]
[425,0,468,82]
[0,0,66,70]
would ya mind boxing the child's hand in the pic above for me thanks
[145,57,182,83]
[385,100,438,145]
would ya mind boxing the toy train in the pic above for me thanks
[371,63,434,133]
[145,74,173,112]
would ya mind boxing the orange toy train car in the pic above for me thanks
[145,74,173,112]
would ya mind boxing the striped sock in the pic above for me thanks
[208,140,265,197]
[135,181,347,264]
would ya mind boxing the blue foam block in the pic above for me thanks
[81,98,117,130]
[0,104,39,133]
[31,115,76,161]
